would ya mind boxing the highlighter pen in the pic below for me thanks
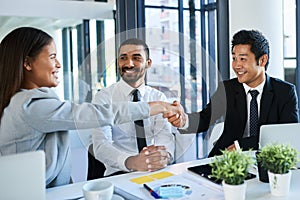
[143,184,161,199]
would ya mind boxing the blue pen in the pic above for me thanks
[143,184,161,199]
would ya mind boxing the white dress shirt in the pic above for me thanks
[92,79,175,176]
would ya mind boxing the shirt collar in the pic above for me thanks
[119,78,146,98]
[243,78,266,95]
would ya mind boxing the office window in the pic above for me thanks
[145,0,219,159]
[61,19,116,103]
[145,0,200,8]
[145,7,181,107]
[283,0,296,84]
[145,1,206,113]
[145,0,177,7]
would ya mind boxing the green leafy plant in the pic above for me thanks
[257,144,298,174]
[210,149,254,185]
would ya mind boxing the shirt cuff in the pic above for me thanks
[118,152,136,172]
[179,113,189,130]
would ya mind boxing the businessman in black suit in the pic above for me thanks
[166,29,299,157]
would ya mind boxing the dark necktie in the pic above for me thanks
[249,90,259,137]
[132,89,147,152]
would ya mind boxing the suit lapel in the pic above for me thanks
[259,75,273,123]
[234,82,247,135]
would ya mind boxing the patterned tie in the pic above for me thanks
[132,89,147,152]
[249,90,259,137]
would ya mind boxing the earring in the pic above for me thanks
[24,64,31,71]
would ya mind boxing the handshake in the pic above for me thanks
[148,100,186,128]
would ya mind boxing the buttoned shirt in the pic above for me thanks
[92,79,175,176]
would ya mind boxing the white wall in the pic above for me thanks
[229,0,284,79]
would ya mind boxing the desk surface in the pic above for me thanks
[46,158,300,200]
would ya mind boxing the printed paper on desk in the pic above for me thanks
[145,174,223,199]
[148,175,224,200]
[114,171,223,199]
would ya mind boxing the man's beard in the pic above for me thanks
[120,67,145,84]
[121,73,144,84]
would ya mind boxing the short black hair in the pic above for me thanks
[231,30,270,69]
[118,38,150,59]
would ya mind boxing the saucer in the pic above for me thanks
[80,194,124,200]
[112,194,125,200]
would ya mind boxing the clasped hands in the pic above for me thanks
[125,145,171,172]
[125,101,186,172]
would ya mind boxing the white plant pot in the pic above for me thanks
[222,180,247,200]
[268,170,292,196]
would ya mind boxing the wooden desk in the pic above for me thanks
[46,158,300,200]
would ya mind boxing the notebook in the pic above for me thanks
[259,123,300,168]
[0,150,46,200]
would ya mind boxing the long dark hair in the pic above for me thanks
[0,27,53,118]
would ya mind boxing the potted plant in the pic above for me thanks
[257,144,298,196]
[210,149,254,200]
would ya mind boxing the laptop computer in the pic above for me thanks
[0,150,46,200]
[259,123,300,168]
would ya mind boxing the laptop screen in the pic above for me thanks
[259,123,300,168]
[0,151,46,200]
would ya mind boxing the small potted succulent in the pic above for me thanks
[210,149,254,200]
[257,144,298,196]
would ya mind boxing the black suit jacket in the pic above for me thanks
[179,74,299,157]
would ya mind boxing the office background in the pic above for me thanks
[0,0,298,182]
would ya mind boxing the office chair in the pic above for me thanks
[87,144,106,180]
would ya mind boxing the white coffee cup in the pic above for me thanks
[82,180,114,200]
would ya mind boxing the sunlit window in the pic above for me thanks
[283,0,296,84]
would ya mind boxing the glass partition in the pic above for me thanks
[0,1,115,102]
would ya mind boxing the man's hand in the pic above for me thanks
[163,101,186,128]
[226,143,236,151]
[125,145,170,172]
[149,100,184,119]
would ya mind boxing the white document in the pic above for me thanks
[113,170,224,200]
